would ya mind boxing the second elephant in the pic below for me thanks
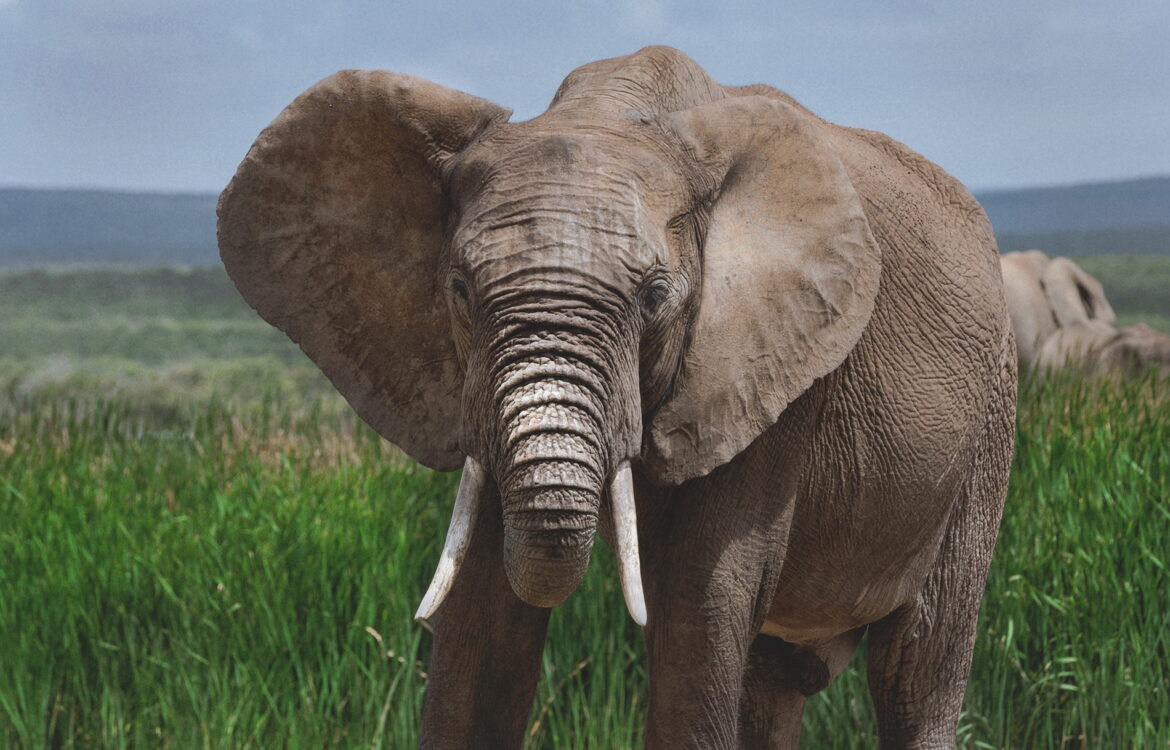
[1000,250,1170,377]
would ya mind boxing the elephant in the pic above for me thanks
[218,47,1016,748]
[999,249,1115,366]
[1038,321,1170,377]
[1000,250,1170,377]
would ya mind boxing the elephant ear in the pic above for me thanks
[1041,257,1116,328]
[644,96,881,485]
[217,70,510,471]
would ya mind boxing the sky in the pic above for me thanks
[1,0,1168,194]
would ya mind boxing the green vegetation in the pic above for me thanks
[0,268,338,409]
[1075,254,1170,332]
[0,268,308,366]
[1,267,1168,747]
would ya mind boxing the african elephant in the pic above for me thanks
[218,46,1016,748]
[999,249,1115,366]
[1000,250,1170,376]
[1037,321,1170,377]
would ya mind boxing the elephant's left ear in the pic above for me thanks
[644,96,881,485]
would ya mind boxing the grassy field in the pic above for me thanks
[1074,255,1170,332]
[2,265,1169,747]
[0,268,338,410]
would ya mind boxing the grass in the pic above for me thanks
[0,394,643,748]
[1071,254,1170,333]
[0,268,306,367]
[961,371,1169,747]
[2,374,1168,748]
[1,264,1168,747]
[0,266,339,412]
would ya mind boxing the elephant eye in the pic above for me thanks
[639,276,672,317]
[447,275,473,328]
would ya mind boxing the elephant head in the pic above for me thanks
[1040,256,1116,329]
[217,47,880,623]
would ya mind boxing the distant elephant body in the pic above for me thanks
[1038,321,1170,377]
[219,47,1016,748]
[1000,250,1170,377]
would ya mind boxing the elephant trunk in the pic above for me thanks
[422,289,647,622]
[494,382,647,622]
[483,290,628,609]
[498,388,604,608]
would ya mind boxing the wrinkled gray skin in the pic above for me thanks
[219,47,1016,748]
[1001,250,1170,377]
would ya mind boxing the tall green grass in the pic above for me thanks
[962,372,1169,747]
[2,374,1167,748]
[0,395,642,748]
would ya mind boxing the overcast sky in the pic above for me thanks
[2,0,1167,194]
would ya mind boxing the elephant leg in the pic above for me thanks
[739,630,865,748]
[420,484,551,749]
[637,468,802,749]
[865,364,1014,749]
[738,636,811,749]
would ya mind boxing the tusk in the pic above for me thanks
[415,457,486,622]
[610,461,647,627]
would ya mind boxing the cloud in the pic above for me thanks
[2,0,1168,191]
[621,0,668,32]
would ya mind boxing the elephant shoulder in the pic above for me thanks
[724,83,1009,364]
[823,125,999,294]
[832,127,992,251]
[824,125,1011,370]
[723,84,996,265]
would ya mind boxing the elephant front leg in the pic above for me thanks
[637,469,801,749]
[642,579,762,748]
[419,485,551,749]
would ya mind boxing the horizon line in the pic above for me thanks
[4,172,1170,198]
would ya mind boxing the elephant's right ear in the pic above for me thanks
[1041,257,1116,328]
[217,70,510,471]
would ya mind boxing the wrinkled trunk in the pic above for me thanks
[416,283,646,622]
[481,293,627,609]
[496,368,607,607]
[499,438,601,606]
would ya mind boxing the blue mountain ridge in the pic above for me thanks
[2,176,1168,267]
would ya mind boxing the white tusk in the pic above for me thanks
[415,457,486,622]
[610,461,647,627]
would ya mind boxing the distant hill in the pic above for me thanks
[977,176,1170,256]
[976,176,1170,234]
[1,177,1168,268]
[0,188,218,268]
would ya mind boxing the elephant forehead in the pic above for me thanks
[459,124,668,180]
[453,180,666,285]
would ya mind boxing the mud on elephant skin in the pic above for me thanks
[1000,250,1170,377]
[219,46,1016,748]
